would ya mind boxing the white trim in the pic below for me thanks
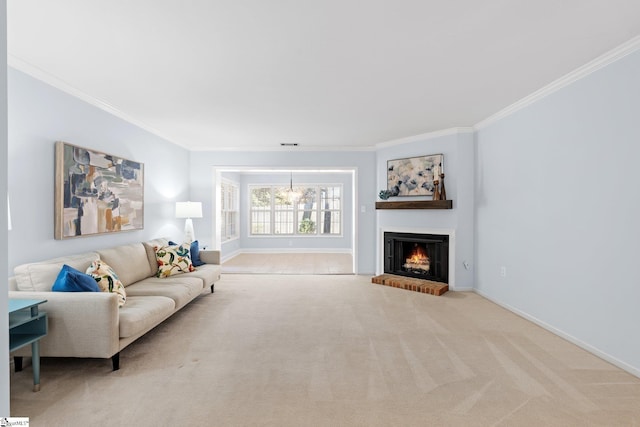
[220,249,242,263]
[10,52,373,152]
[375,127,474,149]
[221,236,240,244]
[191,144,376,152]
[352,168,359,275]
[212,168,222,250]
[474,35,640,130]
[377,226,457,290]
[474,289,640,379]
[8,54,190,150]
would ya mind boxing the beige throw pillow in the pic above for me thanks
[155,244,195,278]
[86,260,127,307]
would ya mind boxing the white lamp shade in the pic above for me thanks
[175,201,202,218]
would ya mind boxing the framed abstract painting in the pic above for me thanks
[54,141,144,239]
[387,153,443,197]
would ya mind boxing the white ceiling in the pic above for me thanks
[7,1,640,151]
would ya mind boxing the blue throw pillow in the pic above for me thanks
[52,264,101,292]
[190,240,205,267]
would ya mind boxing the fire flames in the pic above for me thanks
[403,244,430,272]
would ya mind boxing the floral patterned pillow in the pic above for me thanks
[155,244,195,278]
[86,259,127,307]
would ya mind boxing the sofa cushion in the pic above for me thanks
[86,260,127,307]
[143,237,170,277]
[182,264,221,287]
[97,243,152,287]
[125,276,204,309]
[155,243,195,277]
[14,252,100,292]
[52,264,101,292]
[118,296,175,338]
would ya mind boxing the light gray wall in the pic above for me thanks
[475,49,640,375]
[1,0,10,415]
[189,151,377,274]
[238,171,353,252]
[7,68,191,270]
[376,130,475,290]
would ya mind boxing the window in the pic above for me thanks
[250,184,342,236]
[221,179,239,241]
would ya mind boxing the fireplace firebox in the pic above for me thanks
[384,232,449,283]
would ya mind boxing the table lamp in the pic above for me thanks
[175,201,202,242]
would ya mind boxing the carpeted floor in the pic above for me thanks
[10,274,640,426]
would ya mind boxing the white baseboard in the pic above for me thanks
[474,289,640,379]
[220,249,242,263]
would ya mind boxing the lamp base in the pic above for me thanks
[184,218,195,243]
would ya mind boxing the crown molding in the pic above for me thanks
[8,54,379,153]
[190,144,377,152]
[10,33,640,151]
[375,127,474,149]
[7,53,191,150]
[474,35,640,130]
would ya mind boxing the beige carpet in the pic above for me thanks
[222,253,353,274]
[10,275,640,426]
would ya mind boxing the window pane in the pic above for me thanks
[320,210,340,234]
[295,187,316,234]
[274,186,294,209]
[228,212,237,237]
[251,211,271,234]
[251,187,271,208]
[297,187,317,210]
[297,210,316,234]
[274,210,294,234]
[221,181,239,240]
[320,186,341,210]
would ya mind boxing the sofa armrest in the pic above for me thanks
[9,291,120,359]
[199,249,220,265]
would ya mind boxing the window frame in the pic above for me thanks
[248,183,343,238]
[220,178,239,242]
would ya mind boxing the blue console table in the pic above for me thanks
[9,299,48,391]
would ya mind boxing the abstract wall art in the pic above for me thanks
[387,153,443,197]
[55,141,144,239]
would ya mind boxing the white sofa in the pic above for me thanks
[8,237,221,370]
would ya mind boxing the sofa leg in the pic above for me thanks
[112,353,120,371]
[210,284,215,293]
[14,356,23,372]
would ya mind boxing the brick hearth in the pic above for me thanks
[371,274,448,296]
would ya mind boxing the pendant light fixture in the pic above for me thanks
[287,171,302,203]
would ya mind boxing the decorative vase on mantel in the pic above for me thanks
[379,190,393,200]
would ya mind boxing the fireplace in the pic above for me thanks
[383,232,449,283]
